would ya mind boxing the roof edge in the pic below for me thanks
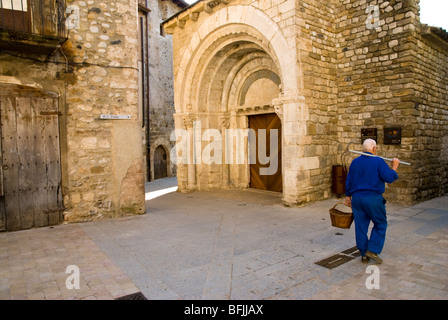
[171,0,190,9]
[421,24,448,50]
[162,0,203,25]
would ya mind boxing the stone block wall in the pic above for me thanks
[63,0,145,220]
[295,0,339,204]
[0,0,146,223]
[288,0,447,205]
[334,0,448,204]
[412,26,448,201]
[334,0,420,204]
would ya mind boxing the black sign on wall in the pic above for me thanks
[384,127,402,145]
[361,128,377,143]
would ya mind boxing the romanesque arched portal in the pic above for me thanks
[165,2,311,204]
[165,0,448,207]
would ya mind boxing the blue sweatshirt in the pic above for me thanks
[345,153,398,196]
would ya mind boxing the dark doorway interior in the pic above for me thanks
[153,145,168,180]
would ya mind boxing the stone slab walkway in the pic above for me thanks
[1,177,447,300]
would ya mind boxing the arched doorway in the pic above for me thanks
[178,26,285,190]
[167,4,303,194]
[153,145,168,180]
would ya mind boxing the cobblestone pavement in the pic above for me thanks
[0,220,139,300]
[1,177,447,300]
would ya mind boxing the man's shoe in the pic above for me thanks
[361,256,370,264]
[365,250,383,264]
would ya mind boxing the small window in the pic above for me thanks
[0,0,31,33]
[1,0,28,11]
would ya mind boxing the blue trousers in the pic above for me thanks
[351,195,387,256]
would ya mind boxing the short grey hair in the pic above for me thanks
[362,138,377,152]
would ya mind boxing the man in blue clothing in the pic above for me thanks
[344,139,400,264]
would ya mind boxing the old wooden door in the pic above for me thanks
[249,113,282,192]
[153,145,168,180]
[0,84,63,231]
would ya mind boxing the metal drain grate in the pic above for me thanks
[315,254,353,269]
[341,246,361,257]
[315,246,360,269]
[115,292,147,300]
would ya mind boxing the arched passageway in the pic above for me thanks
[154,145,168,180]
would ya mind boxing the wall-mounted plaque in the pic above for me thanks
[361,128,377,143]
[384,127,402,145]
[99,114,131,120]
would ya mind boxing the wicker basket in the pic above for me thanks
[329,201,353,229]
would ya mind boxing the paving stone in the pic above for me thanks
[1,178,447,300]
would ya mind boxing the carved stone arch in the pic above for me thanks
[175,5,298,114]
[238,69,281,107]
[224,57,280,109]
[189,31,274,114]
[202,43,269,113]
[220,50,269,111]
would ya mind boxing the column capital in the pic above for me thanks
[218,116,230,129]
[183,115,196,129]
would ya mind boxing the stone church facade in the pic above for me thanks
[163,0,448,206]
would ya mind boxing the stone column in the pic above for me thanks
[219,115,230,188]
[273,99,284,195]
[239,113,250,188]
[183,115,197,191]
[273,100,284,124]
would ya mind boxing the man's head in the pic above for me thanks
[362,138,377,155]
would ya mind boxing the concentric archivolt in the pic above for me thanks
[196,39,281,113]
[175,5,297,115]
[188,28,281,114]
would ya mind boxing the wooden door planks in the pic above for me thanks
[0,87,62,231]
[249,113,282,193]
[1,96,21,231]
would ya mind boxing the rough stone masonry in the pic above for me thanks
[0,0,146,225]
[62,0,145,221]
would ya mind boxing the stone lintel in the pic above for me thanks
[272,95,306,105]
[236,104,274,115]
